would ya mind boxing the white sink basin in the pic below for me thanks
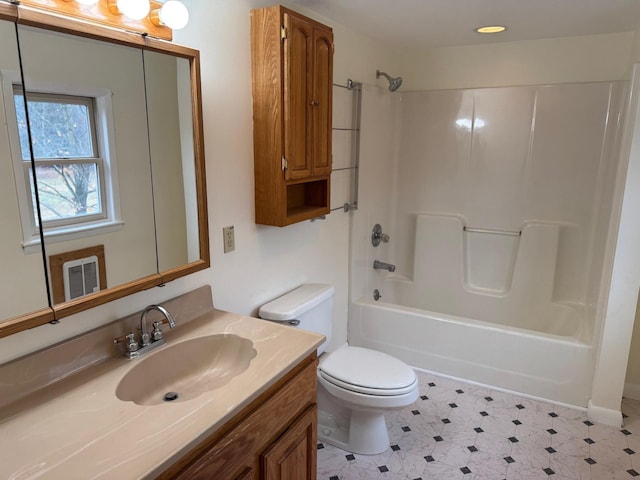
[116,334,257,406]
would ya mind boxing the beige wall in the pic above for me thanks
[626,302,640,390]
[394,32,634,91]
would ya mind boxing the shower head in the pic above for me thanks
[376,70,403,92]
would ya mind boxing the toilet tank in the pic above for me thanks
[259,284,334,354]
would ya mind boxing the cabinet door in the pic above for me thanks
[283,13,313,181]
[311,26,333,177]
[261,405,317,480]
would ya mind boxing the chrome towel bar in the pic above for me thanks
[463,226,521,236]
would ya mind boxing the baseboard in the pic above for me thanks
[624,382,640,401]
[587,400,623,427]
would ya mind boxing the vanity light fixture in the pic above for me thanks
[150,0,189,30]
[19,0,184,41]
[107,0,151,20]
[474,25,507,34]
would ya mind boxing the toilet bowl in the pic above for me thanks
[317,345,418,454]
[259,284,419,455]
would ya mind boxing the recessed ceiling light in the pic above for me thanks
[475,25,507,34]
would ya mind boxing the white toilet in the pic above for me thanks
[259,284,419,455]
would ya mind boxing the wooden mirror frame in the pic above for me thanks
[0,2,209,338]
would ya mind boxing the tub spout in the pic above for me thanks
[373,260,396,272]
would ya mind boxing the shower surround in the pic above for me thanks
[349,82,627,406]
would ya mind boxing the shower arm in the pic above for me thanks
[376,69,403,92]
[376,70,392,82]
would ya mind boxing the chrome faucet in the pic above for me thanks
[140,304,176,346]
[373,260,396,272]
[114,304,176,359]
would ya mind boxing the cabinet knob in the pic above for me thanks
[309,100,319,106]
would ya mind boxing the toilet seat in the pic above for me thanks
[319,346,417,396]
[319,370,418,396]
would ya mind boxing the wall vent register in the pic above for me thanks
[63,255,100,301]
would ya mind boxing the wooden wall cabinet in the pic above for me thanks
[251,5,334,226]
[159,353,318,480]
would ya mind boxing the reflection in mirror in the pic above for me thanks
[0,17,51,321]
[144,51,200,272]
[15,25,157,306]
[0,4,208,337]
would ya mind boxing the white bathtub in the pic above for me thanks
[348,297,594,407]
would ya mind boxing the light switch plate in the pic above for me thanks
[223,225,235,253]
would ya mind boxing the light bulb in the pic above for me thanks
[116,0,150,20]
[159,1,189,30]
[76,0,99,5]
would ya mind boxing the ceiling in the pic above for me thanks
[288,0,640,49]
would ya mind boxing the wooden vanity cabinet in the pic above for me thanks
[159,352,318,480]
[251,5,334,226]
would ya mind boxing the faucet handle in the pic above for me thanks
[151,321,166,341]
[372,224,390,246]
[151,317,177,341]
[114,332,139,353]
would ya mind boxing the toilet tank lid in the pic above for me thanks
[259,284,335,321]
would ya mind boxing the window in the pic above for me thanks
[14,89,107,228]
[3,74,122,251]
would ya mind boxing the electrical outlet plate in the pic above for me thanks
[223,225,235,253]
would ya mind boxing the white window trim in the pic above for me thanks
[1,70,123,253]
[22,220,125,254]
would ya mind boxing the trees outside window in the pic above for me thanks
[13,89,106,228]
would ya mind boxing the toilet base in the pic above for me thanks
[318,408,390,455]
[317,387,391,455]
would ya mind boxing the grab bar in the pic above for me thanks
[463,226,521,236]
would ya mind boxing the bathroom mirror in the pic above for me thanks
[0,8,54,331]
[144,51,201,273]
[17,24,159,303]
[0,5,208,336]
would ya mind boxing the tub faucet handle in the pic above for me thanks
[372,224,390,246]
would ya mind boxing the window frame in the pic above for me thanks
[16,88,108,228]
[2,70,123,253]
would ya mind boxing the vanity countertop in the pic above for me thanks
[0,309,324,479]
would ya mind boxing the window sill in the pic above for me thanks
[22,220,125,254]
